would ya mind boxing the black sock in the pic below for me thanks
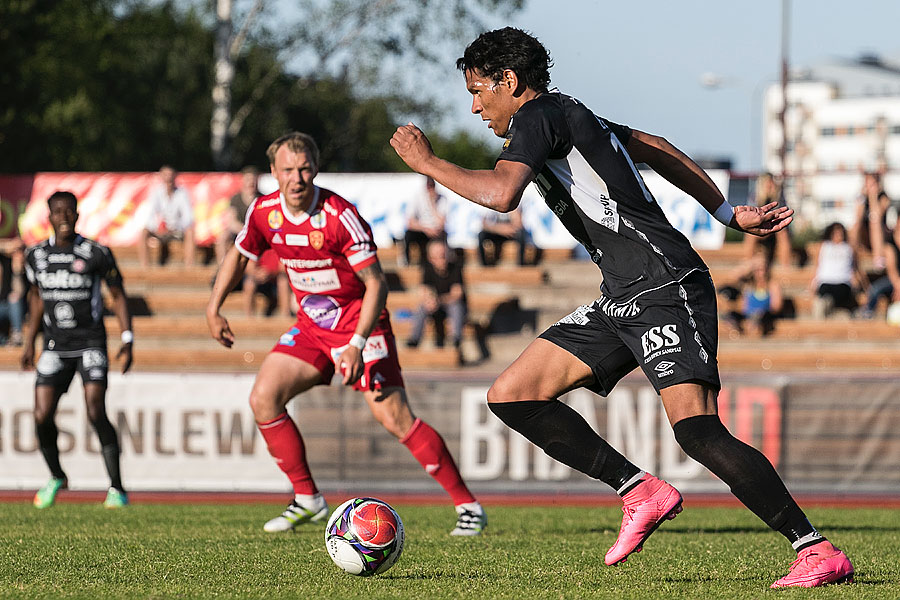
[101,444,123,492]
[35,419,66,480]
[489,400,641,491]
[92,415,124,492]
[673,415,821,550]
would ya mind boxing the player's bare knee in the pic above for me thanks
[248,387,282,421]
[487,375,521,404]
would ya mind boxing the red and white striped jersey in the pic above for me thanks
[236,187,390,335]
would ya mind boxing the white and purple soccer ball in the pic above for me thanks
[324,497,405,576]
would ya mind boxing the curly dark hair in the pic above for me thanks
[456,27,552,93]
[47,190,77,209]
[822,221,846,242]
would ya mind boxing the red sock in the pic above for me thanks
[257,413,317,495]
[401,418,475,505]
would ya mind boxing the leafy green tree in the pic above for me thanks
[210,0,524,169]
[0,0,514,172]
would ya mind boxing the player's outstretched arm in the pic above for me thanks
[390,122,534,212]
[206,246,249,348]
[626,129,793,237]
[107,283,133,373]
[733,202,794,237]
[626,129,727,215]
[20,284,43,370]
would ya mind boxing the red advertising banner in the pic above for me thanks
[0,172,242,246]
[0,175,34,239]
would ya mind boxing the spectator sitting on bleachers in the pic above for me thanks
[858,222,900,319]
[406,239,467,365]
[138,165,197,268]
[809,222,865,319]
[0,237,26,346]
[477,206,541,266]
[402,176,447,265]
[243,248,291,317]
[719,249,784,337]
[848,171,892,267]
[217,166,260,264]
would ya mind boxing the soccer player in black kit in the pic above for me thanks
[391,27,853,588]
[21,191,134,509]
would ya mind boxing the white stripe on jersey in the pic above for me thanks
[546,146,620,233]
[235,197,263,261]
[598,117,654,203]
[348,250,376,266]
[339,209,370,243]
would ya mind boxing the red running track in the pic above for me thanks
[3,489,900,508]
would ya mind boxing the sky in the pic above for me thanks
[438,0,900,172]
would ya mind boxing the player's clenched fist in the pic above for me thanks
[390,123,434,173]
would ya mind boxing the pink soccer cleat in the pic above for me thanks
[605,474,683,566]
[770,540,854,588]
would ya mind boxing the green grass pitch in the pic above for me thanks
[1,500,898,599]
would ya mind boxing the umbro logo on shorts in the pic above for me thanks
[654,360,675,378]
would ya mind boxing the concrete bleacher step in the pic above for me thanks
[120,265,217,287]
[92,316,486,346]
[720,318,900,341]
[388,264,547,289]
[125,289,519,316]
[0,343,462,372]
[716,345,900,372]
[119,263,548,290]
[3,338,898,373]
[708,265,816,288]
[110,242,574,267]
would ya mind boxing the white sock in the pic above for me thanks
[617,471,647,496]
[792,531,824,552]
[455,501,482,514]
[294,493,323,509]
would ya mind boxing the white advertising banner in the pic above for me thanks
[641,169,730,250]
[261,169,730,251]
[0,372,290,492]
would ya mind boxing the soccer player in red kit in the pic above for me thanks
[207,132,485,535]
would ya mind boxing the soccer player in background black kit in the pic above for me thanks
[21,191,134,509]
[391,27,853,588]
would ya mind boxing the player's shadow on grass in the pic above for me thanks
[587,525,771,535]
[819,524,900,533]
[661,574,761,584]
[383,572,485,581]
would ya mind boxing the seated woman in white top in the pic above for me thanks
[810,222,865,317]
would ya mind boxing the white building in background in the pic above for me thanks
[763,55,900,229]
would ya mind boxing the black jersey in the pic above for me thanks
[24,235,123,352]
[498,91,708,300]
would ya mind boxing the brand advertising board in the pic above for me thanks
[1,170,729,250]
[2,372,897,495]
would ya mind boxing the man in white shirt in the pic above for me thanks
[138,165,196,267]
[403,176,447,265]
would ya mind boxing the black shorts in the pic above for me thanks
[35,348,109,390]
[539,270,720,396]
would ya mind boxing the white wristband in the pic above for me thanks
[121,330,134,344]
[712,201,735,227]
[349,334,367,350]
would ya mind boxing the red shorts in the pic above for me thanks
[271,321,404,392]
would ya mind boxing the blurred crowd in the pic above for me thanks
[5,169,900,347]
[719,170,900,338]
